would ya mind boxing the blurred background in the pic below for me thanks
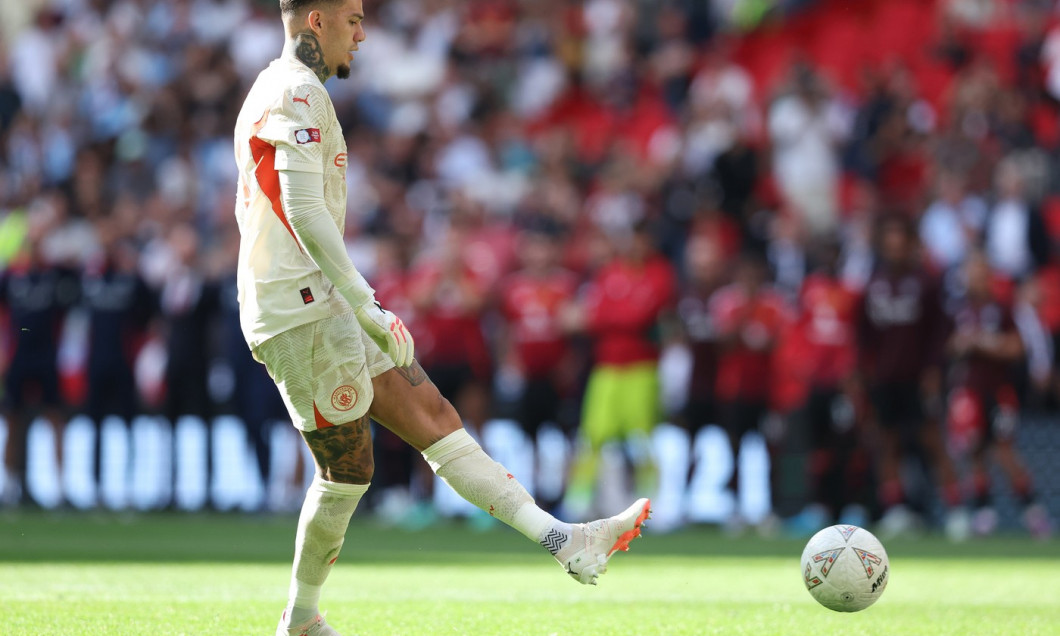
[0,0,1057,541]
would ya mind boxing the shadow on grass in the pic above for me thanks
[0,511,1057,564]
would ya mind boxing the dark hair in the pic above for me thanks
[876,213,915,240]
[280,0,341,17]
[519,214,566,240]
[735,248,768,271]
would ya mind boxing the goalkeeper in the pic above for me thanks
[234,2,651,635]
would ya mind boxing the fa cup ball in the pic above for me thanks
[800,525,889,612]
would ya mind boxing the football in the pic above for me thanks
[800,525,890,612]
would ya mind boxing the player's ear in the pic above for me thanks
[305,9,324,35]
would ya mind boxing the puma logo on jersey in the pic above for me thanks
[293,93,311,107]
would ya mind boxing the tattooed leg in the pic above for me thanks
[286,418,371,630]
[301,414,374,484]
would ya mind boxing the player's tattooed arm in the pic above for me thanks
[395,360,429,387]
[292,31,330,83]
[302,414,374,483]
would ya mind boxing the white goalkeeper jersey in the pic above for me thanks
[233,55,351,349]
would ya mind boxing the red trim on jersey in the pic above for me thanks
[249,108,303,252]
[313,402,335,429]
[250,137,303,251]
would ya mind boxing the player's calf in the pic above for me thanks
[421,428,651,585]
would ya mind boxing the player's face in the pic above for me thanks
[319,0,366,79]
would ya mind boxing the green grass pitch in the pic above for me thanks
[1,512,1058,635]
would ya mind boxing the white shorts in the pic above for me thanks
[253,312,395,431]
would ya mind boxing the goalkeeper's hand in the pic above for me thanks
[354,300,415,367]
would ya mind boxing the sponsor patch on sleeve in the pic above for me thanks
[294,128,321,144]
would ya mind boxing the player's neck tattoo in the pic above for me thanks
[291,31,330,83]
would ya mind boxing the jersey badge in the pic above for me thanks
[294,128,321,144]
[300,287,315,304]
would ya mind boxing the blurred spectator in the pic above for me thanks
[983,154,1050,280]
[767,64,849,237]
[785,238,871,533]
[496,220,581,511]
[563,221,676,519]
[215,224,288,510]
[857,215,961,536]
[369,234,429,522]
[687,41,759,143]
[944,251,1052,539]
[676,234,727,450]
[845,65,934,216]
[1041,15,1060,101]
[9,9,63,114]
[919,170,988,273]
[1,217,78,506]
[707,250,790,531]
[0,48,21,137]
[665,233,727,530]
[408,214,493,434]
[81,213,155,498]
[158,222,219,509]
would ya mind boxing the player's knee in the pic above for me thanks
[413,391,462,449]
[432,392,463,430]
[429,390,453,420]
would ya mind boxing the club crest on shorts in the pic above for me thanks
[331,385,358,411]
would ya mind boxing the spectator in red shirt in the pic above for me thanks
[563,221,677,519]
[944,252,1052,539]
[708,251,791,530]
[408,222,492,435]
[497,221,581,510]
[676,234,727,442]
[366,235,426,520]
[785,239,873,534]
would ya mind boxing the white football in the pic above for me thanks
[800,524,889,612]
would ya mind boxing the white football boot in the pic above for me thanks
[555,498,651,585]
[276,612,341,636]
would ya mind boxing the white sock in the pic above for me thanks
[283,475,368,629]
[422,429,572,554]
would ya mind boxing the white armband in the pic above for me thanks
[278,169,374,308]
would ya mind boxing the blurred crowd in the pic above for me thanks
[1,0,1059,539]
